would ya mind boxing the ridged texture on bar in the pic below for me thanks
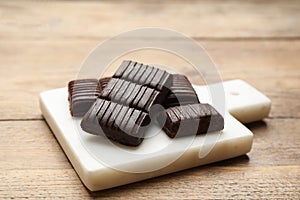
[68,77,110,117]
[100,78,161,112]
[68,79,101,117]
[99,77,111,89]
[164,74,200,108]
[113,60,172,92]
[157,103,224,138]
[81,60,172,146]
[100,60,172,112]
[81,99,150,146]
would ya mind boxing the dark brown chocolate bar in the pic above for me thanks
[157,103,224,138]
[164,74,199,108]
[99,78,161,112]
[81,98,150,146]
[68,77,110,117]
[68,79,101,117]
[113,60,172,92]
[81,61,173,146]
[99,77,111,89]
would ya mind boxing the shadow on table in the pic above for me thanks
[245,120,268,132]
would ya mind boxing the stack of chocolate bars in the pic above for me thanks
[68,60,224,146]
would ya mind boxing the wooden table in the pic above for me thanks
[1,0,299,199]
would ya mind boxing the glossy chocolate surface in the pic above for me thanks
[81,61,172,146]
[68,79,100,117]
[164,74,199,108]
[157,103,224,138]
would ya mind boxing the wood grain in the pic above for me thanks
[0,40,299,120]
[0,0,300,40]
[0,119,299,198]
[0,119,299,170]
[0,0,299,199]
[1,166,299,199]
[0,119,300,199]
[0,121,71,170]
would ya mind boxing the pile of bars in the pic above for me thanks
[68,60,224,146]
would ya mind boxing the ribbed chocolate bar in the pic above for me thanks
[98,60,172,111]
[99,78,161,112]
[81,60,173,146]
[164,74,199,108]
[99,77,111,89]
[68,79,101,117]
[113,60,172,92]
[68,78,110,117]
[157,103,224,138]
[81,98,150,146]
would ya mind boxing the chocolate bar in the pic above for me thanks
[81,98,150,146]
[157,103,224,138]
[99,77,111,89]
[113,60,172,92]
[68,79,101,117]
[164,74,199,108]
[68,77,110,117]
[81,61,172,146]
[99,78,161,112]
